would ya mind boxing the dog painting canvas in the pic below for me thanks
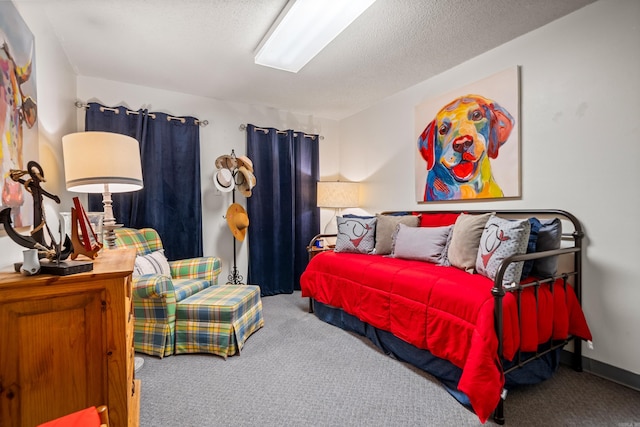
[1,1,38,229]
[415,67,519,202]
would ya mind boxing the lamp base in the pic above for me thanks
[102,223,123,249]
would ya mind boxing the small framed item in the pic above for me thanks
[71,197,103,259]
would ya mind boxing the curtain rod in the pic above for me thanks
[239,123,323,140]
[75,101,209,127]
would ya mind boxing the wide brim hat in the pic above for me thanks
[226,203,249,241]
[236,155,254,173]
[214,168,234,193]
[235,166,257,198]
[215,154,237,171]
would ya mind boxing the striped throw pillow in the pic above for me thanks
[133,249,171,277]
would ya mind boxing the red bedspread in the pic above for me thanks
[300,251,592,423]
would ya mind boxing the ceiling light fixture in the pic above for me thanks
[254,0,376,73]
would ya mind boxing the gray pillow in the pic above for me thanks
[335,216,377,254]
[374,214,419,255]
[447,213,492,273]
[475,215,531,285]
[530,218,562,278]
[438,229,453,267]
[392,223,452,264]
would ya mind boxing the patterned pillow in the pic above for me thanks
[520,217,542,279]
[476,215,531,285]
[133,249,171,277]
[530,218,562,278]
[374,214,420,255]
[335,216,377,254]
[392,223,452,264]
[447,213,492,273]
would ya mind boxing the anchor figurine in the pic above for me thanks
[0,161,86,275]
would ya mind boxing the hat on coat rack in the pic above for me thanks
[236,166,257,198]
[226,203,249,241]
[236,155,254,173]
[214,168,234,193]
[215,154,237,171]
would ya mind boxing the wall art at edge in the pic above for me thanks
[1,1,39,230]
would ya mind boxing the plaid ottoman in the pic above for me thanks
[175,285,263,358]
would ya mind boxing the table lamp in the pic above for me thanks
[62,131,143,249]
[317,181,359,234]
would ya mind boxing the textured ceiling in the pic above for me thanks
[24,0,595,120]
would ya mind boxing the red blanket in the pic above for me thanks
[300,251,592,423]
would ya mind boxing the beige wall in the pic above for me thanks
[339,0,640,376]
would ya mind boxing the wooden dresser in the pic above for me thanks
[0,248,140,427]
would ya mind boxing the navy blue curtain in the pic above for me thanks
[246,124,319,296]
[85,102,202,260]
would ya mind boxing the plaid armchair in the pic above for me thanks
[114,228,222,357]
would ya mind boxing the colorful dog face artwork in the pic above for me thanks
[417,94,514,201]
[1,17,38,228]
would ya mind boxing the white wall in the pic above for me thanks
[76,77,340,282]
[0,3,77,270]
[339,0,640,376]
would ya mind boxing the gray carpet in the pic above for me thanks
[136,291,640,426]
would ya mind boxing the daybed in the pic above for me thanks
[300,209,592,424]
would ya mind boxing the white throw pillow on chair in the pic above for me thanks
[133,249,171,277]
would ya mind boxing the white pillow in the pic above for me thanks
[392,224,452,264]
[133,250,171,277]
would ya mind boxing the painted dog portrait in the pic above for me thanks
[417,94,515,201]
[1,2,38,228]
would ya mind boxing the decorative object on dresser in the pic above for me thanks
[0,249,140,427]
[0,161,84,275]
[69,196,103,259]
[20,248,40,275]
[214,150,257,285]
[62,131,144,249]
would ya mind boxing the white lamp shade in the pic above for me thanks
[62,131,144,193]
[317,181,359,208]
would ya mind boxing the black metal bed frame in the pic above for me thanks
[306,209,585,425]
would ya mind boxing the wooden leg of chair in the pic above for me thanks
[96,405,109,426]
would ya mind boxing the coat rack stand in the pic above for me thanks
[223,149,244,285]
[228,186,244,285]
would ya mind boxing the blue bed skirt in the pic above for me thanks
[312,299,562,411]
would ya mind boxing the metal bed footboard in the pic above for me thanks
[306,210,585,425]
[490,210,584,424]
